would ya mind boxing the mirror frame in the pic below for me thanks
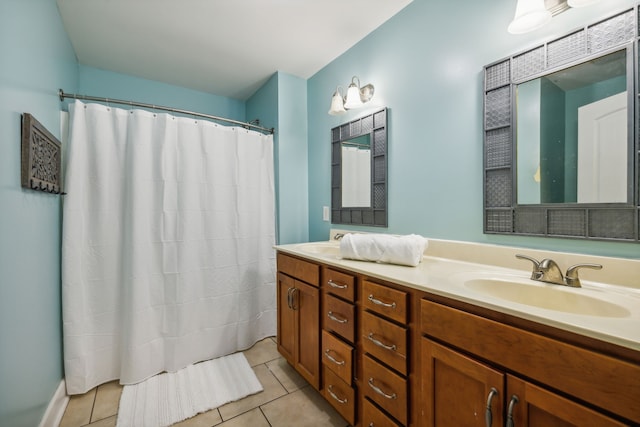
[331,108,388,227]
[483,8,639,242]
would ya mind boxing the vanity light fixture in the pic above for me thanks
[508,0,601,34]
[508,0,552,34]
[328,76,375,115]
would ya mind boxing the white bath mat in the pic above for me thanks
[116,353,262,427]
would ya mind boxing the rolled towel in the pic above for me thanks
[339,233,428,267]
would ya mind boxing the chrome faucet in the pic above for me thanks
[516,254,602,288]
[333,233,345,240]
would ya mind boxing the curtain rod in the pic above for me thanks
[58,89,274,135]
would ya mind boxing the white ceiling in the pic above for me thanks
[56,0,413,100]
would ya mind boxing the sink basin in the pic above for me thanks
[295,242,341,256]
[464,278,630,318]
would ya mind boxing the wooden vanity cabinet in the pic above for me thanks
[420,298,638,426]
[276,253,320,389]
[421,338,627,427]
[276,251,639,427]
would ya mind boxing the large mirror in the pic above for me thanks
[331,108,387,227]
[483,8,639,241]
[516,48,631,205]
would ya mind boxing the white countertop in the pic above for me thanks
[275,238,640,352]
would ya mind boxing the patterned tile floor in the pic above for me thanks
[59,337,348,427]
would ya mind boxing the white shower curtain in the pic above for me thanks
[62,101,276,395]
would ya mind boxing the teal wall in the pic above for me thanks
[274,72,309,244]
[247,71,309,245]
[0,1,78,426]
[307,0,640,258]
[247,71,309,244]
[77,65,246,121]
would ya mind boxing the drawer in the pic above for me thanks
[361,310,407,375]
[363,355,407,425]
[323,294,355,343]
[362,398,402,427]
[277,252,319,286]
[323,268,355,302]
[362,280,407,324]
[322,366,356,425]
[321,330,353,384]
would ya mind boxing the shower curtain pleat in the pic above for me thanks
[62,101,276,395]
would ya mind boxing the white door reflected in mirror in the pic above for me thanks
[577,91,627,203]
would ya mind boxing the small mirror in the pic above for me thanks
[331,108,387,227]
[516,49,630,205]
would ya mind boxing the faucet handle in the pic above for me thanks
[564,263,603,288]
[515,254,542,280]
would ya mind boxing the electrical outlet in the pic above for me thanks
[322,206,330,221]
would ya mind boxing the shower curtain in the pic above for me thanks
[62,101,276,395]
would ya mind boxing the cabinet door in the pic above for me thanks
[506,375,627,427]
[277,273,295,364]
[422,338,505,427]
[295,279,320,389]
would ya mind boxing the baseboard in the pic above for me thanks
[39,379,69,427]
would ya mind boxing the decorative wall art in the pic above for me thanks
[21,113,63,194]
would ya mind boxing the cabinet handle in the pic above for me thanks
[327,385,348,404]
[506,395,519,427]
[485,387,498,427]
[327,311,348,324]
[286,287,294,309]
[324,349,346,366]
[366,333,397,351]
[368,294,396,309]
[367,377,397,400]
[290,288,298,310]
[328,279,347,289]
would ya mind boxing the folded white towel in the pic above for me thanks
[339,233,428,267]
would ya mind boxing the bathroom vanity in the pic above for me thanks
[275,238,640,427]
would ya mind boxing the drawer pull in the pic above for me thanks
[367,333,397,351]
[324,349,346,366]
[327,385,348,404]
[287,287,295,310]
[506,395,519,427]
[328,279,347,289]
[367,377,397,400]
[485,387,498,427]
[368,294,396,309]
[327,311,348,324]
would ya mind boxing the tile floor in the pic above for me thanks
[59,337,349,427]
